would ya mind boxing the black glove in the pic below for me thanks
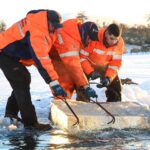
[100,77,110,87]
[51,84,67,97]
[83,86,97,98]
[89,71,101,80]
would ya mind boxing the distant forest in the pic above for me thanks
[1,13,150,53]
[77,12,150,53]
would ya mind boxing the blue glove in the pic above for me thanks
[51,84,67,97]
[89,71,101,80]
[100,77,110,87]
[84,86,97,98]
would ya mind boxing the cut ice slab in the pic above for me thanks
[50,100,150,133]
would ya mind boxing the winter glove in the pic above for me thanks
[82,86,97,98]
[88,71,101,80]
[50,81,67,97]
[100,77,110,87]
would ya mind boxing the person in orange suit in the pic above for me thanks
[79,23,125,102]
[49,19,99,99]
[0,9,67,130]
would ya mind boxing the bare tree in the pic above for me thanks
[0,20,6,32]
[76,11,88,23]
[146,14,150,27]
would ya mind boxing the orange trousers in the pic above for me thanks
[50,49,75,98]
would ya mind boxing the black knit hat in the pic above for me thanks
[79,21,98,47]
[47,10,63,29]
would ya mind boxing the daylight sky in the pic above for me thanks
[0,0,149,27]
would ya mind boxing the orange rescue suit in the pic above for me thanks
[49,19,88,98]
[80,28,124,80]
[0,10,58,84]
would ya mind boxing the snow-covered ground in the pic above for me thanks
[0,50,150,149]
[0,52,150,129]
[82,52,150,107]
[125,44,141,53]
[120,53,150,106]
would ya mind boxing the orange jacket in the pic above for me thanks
[80,28,124,80]
[0,10,58,84]
[54,19,88,87]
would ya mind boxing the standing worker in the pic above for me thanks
[0,9,67,130]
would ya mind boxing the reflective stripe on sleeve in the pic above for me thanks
[38,56,51,60]
[93,49,114,56]
[49,80,59,87]
[113,55,122,60]
[80,58,87,62]
[107,51,114,55]
[57,33,63,44]
[108,66,119,71]
[93,48,105,54]
[80,49,89,56]
[59,51,79,58]
[17,22,25,38]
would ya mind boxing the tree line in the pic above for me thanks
[1,13,150,53]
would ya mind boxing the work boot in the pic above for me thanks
[4,114,23,127]
[5,114,22,123]
[25,122,52,131]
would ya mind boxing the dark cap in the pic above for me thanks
[79,21,99,46]
[47,10,63,29]
[88,23,99,41]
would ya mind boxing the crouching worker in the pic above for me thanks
[79,24,125,102]
[50,19,99,100]
[0,9,67,130]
